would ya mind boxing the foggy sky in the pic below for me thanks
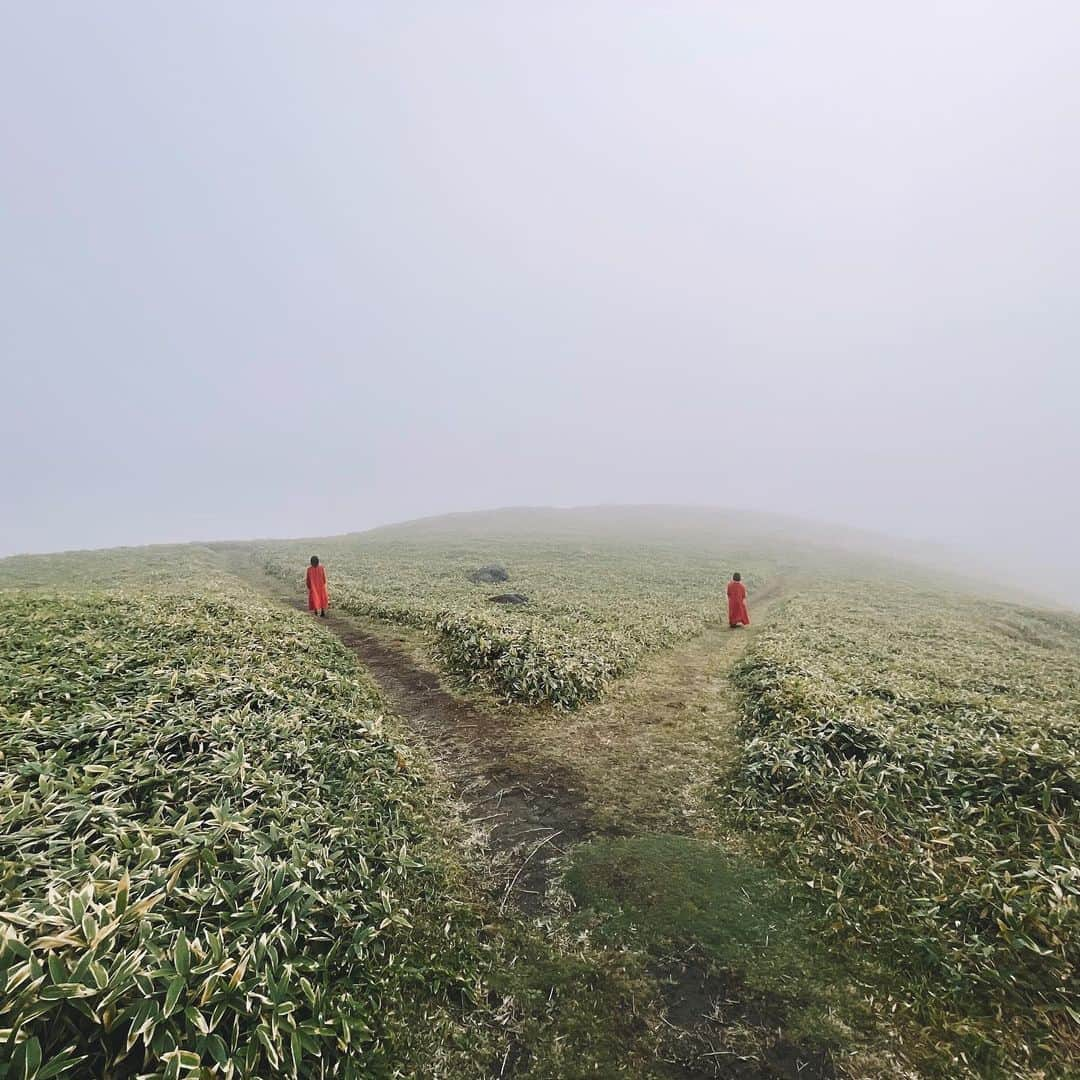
[3,4,1078,602]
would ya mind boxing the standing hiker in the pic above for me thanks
[727,572,750,629]
[306,556,329,618]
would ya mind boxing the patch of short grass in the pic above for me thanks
[562,832,891,1071]
[491,946,662,1078]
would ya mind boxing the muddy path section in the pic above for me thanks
[222,551,593,914]
[324,615,595,914]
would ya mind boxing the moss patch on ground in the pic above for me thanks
[567,835,826,988]
[564,834,886,1073]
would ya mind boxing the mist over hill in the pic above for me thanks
[1,503,1066,609]
[261,504,1061,608]
[4,5,1078,614]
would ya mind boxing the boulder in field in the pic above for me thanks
[469,564,509,584]
[489,593,528,605]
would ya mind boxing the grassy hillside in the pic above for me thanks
[2,507,1076,1077]
[0,547,665,1078]
[234,510,1079,1072]
[732,581,1080,1075]
[245,506,1032,710]
[250,531,773,708]
[0,586,499,1076]
[358,505,1028,600]
[0,543,225,591]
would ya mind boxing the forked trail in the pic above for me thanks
[231,555,835,1078]
[238,550,787,918]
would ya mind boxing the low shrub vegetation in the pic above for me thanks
[732,583,1080,1076]
[0,590,494,1077]
[0,545,225,592]
[253,535,766,708]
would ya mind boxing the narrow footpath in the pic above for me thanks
[229,553,836,1080]
[233,556,786,915]
[231,555,596,913]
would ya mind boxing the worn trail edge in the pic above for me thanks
[321,614,595,913]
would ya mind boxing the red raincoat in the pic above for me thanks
[727,579,749,628]
[306,564,329,612]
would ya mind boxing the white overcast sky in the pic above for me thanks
[2,3,1078,600]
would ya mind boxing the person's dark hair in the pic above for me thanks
[310,556,320,567]
[732,571,741,582]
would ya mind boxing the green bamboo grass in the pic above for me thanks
[254,538,765,709]
[0,591,492,1077]
[732,582,1079,1076]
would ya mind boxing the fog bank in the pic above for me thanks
[2,4,1077,602]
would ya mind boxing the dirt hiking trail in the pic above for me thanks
[228,554,835,1079]
[232,555,597,914]
[232,554,786,915]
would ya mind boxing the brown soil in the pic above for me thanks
[230,556,595,912]
[656,959,836,1079]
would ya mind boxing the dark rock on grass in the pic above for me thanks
[469,564,510,583]
[489,593,528,605]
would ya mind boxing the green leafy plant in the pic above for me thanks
[731,583,1080,1076]
[0,591,492,1077]
[254,536,763,709]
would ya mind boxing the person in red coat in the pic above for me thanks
[306,555,329,618]
[727,572,750,629]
